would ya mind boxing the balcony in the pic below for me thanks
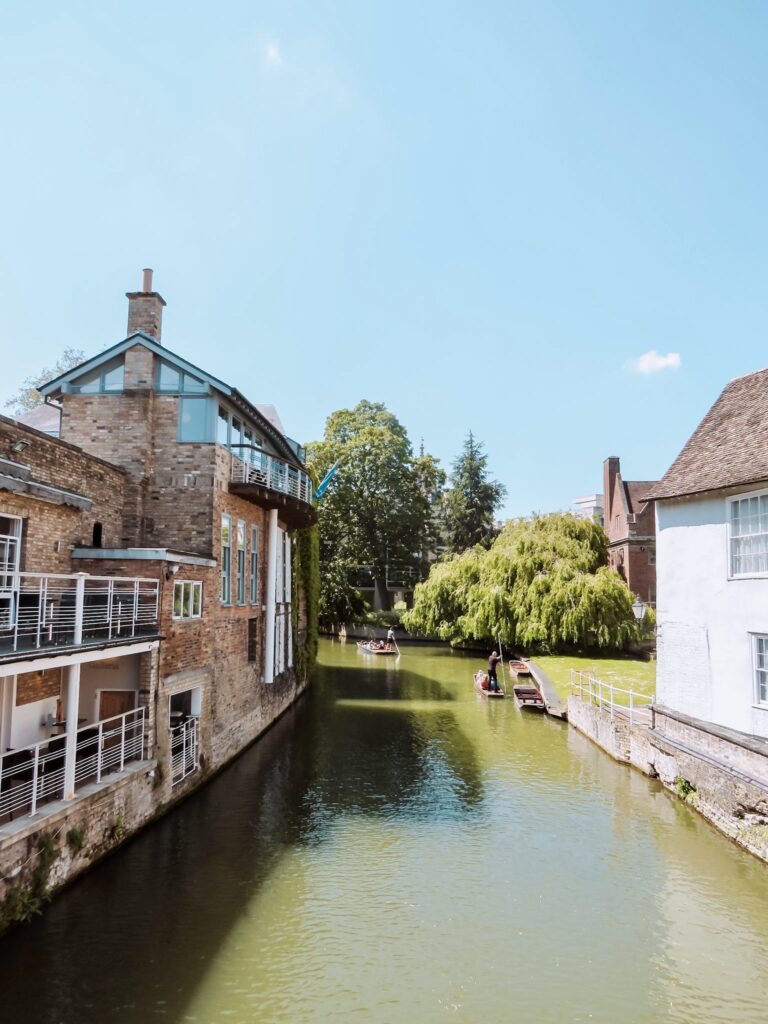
[0,572,160,662]
[0,706,147,824]
[230,452,316,528]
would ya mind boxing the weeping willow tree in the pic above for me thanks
[403,513,638,651]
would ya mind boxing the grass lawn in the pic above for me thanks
[532,654,656,702]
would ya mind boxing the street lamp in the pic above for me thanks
[631,596,645,621]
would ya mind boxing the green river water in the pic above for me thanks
[3,639,768,1023]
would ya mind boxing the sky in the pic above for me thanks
[1,1,767,518]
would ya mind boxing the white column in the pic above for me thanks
[264,509,279,684]
[63,574,87,799]
[63,663,81,799]
[0,675,14,751]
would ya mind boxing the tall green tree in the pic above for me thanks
[404,513,638,651]
[441,431,506,552]
[5,348,84,414]
[308,401,442,617]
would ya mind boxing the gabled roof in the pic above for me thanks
[625,481,656,513]
[38,333,301,467]
[645,368,768,501]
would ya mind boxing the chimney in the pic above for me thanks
[126,268,166,342]
[603,456,620,522]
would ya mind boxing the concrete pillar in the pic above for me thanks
[63,663,81,799]
[264,509,279,684]
[0,675,15,751]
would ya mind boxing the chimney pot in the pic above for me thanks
[126,269,166,343]
[142,268,153,292]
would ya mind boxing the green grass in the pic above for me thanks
[532,654,656,703]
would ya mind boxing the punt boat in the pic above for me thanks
[356,641,397,656]
[473,670,506,699]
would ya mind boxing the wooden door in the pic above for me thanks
[98,690,136,721]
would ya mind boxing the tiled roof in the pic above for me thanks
[625,481,657,512]
[645,368,768,501]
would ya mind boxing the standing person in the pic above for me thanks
[387,626,396,650]
[487,649,501,692]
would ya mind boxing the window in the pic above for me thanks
[236,521,246,605]
[250,525,259,604]
[179,397,211,442]
[730,492,768,576]
[247,618,258,662]
[755,635,768,704]
[72,357,124,394]
[157,359,207,394]
[173,581,203,620]
[221,515,232,604]
[615,515,621,531]
[648,548,656,565]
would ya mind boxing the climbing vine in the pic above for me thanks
[292,523,320,682]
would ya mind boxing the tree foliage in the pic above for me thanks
[441,431,506,552]
[404,513,638,652]
[4,348,84,414]
[307,401,442,619]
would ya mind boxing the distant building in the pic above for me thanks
[603,457,657,603]
[571,494,604,525]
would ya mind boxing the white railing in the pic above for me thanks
[570,669,655,727]
[231,452,313,505]
[0,572,159,656]
[171,718,198,787]
[0,706,147,822]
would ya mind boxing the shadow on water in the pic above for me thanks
[0,652,485,1024]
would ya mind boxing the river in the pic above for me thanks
[2,639,768,1023]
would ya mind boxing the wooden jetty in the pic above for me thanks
[525,660,568,720]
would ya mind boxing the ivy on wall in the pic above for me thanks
[292,523,319,682]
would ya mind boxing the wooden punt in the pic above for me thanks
[356,641,397,656]
[512,684,545,711]
[474,670,506,699]
[508,660,532,677]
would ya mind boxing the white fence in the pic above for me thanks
[0,572,159,656]
[570,669,654,727]
[171,718,198,787]
[0,707,147,821]
[231,452,313,504]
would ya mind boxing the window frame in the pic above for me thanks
[727,488,768,579]
[220,514,232,605]
[250,525,259,604]
[172,580,203,621]
[72,357,125,395]
[236,520,246,605]
[752,633,768,707]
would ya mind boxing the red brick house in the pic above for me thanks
[603,456,657,604]
[0,271,317,926]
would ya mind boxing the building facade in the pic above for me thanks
[0,272,317,928]
[603,456,657,604]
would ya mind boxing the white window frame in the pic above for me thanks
[727,488,768,579]
[752,634,768,707]
[236,520,246,605]
[221,514,232,604]
[250,525,259,604]
[172,580,203,620]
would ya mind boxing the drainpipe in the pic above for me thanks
[263,510,279,683]
[63,574,86,799]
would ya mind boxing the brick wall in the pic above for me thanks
[16,668,62,707]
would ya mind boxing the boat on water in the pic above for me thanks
[512,684,545,711]
[356,640,398,656]
[508,660,532,677]
[473,670,506,699]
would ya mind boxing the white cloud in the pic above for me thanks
[265,42,282,67]
[630,350,681,375]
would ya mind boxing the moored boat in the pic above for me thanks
[508,660,531,677]
[512,684,545,711]
[356,640,397,656]
[473,670,506,698]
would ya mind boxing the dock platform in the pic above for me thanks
[526,660,568,720]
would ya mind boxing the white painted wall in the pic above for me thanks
[10,696,59,748]
[656,495,768,738]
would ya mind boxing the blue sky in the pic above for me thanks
[2,1,767,517]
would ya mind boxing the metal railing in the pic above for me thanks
[0,706,147,822]
[171,718,198,786]
[0,572,159,656]
[570,669,654,727]
[231,452,313,505]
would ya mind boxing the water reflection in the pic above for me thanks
[1,640,768,1023]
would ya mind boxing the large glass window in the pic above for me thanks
[755,635,768,704]
[250,525,259,604]
[72,357,124,394]
[730,493,768,576]
[221,515,232,604]
[179,398,211,441]
[236,521,246,605]
[173,581,203,620]
[157,361,181,391]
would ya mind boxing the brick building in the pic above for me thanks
[0,271,317,926]
[603,456,657,604]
